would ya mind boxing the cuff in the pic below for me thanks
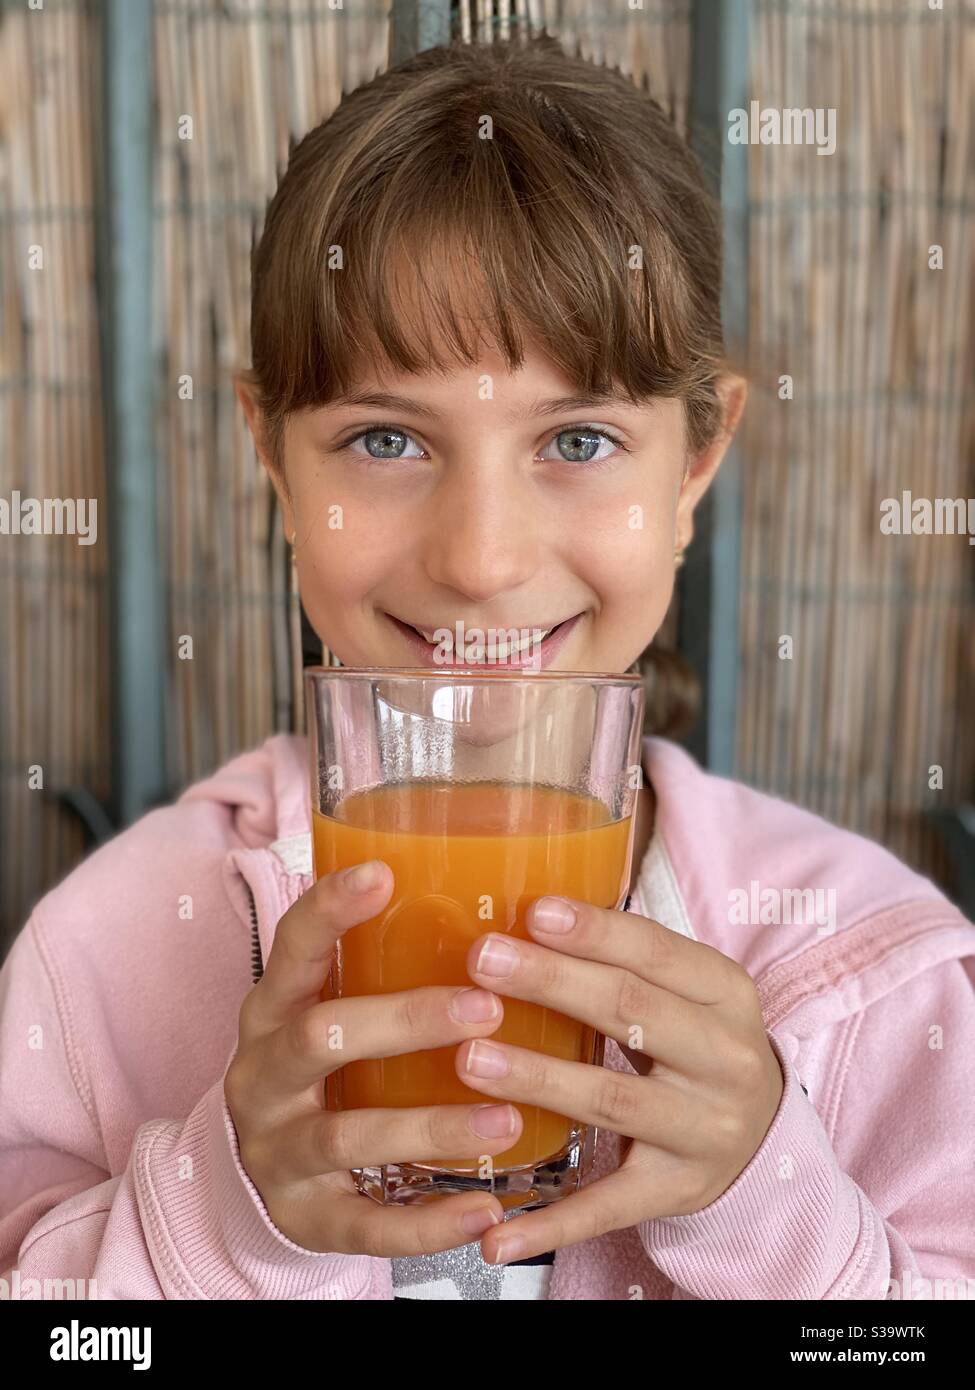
[134,1079,383,1299]
[638,1030,861,1299]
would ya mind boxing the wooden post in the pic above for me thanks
[681,0,751,776]
[96,0,165,824]
[390,0,453,66]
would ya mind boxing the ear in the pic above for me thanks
[675,373,748,549]
[234,373,296,541]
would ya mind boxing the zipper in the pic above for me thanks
[247,882,264,984]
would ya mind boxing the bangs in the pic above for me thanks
[245,39,726,460]
[321,205,701,405]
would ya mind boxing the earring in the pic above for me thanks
[289,536,300,592]
[674,541,687,569]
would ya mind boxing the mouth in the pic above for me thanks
[382,612,585,670]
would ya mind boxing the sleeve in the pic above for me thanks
[638,956,975,1300]
[0,917,385,1300]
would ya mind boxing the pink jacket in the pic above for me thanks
[1,734,973,1300]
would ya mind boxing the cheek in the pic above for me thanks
[289,487,401,620]
[573,498,676,608]
[614,541,675,636]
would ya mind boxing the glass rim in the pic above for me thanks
[303,665,643,685]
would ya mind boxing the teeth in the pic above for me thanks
[416,626,553,658]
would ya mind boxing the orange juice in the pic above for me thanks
[313,780,632,1169]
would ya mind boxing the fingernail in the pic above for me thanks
[491,1235,525,1264]
[475,935,519,977]
[470,1103,517,1138]
[462,1205,503,1238]
[531,897,577,933]
[343,860,384,894]
[450,988,501,1024]
[465,1041,510,1079]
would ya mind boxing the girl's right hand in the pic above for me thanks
[224,859,517,1255]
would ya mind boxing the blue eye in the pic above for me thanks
[539,428,625,464]
[346,428,425,459]
[337,422,627,464]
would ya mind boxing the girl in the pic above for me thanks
[1,35,973,1302]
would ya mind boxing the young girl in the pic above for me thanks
[2,35,973,1302]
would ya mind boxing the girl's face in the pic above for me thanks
[241,342,743,673]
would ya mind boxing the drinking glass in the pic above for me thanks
[306,667,644,1211]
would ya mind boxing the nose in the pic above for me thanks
[420,464,540,605]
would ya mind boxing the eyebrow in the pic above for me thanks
[329,391,632,423]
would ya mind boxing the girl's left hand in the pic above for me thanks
[458,895,785,1265]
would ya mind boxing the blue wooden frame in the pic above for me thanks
[681,0,751,775]
[97,0,165,825]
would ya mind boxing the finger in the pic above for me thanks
[297,1188,507,1258]
[255,985,506,1098]
[455,1037,695,1149]
[242,861,394,1039]
[479,1167,647,1265]
[525,896,735,1004]
[266,1100,524,1181]
[466,930,720,1073]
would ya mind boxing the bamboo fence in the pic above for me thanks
[0,0,972,948]
[738,0,974,883]
[0,0,109,948]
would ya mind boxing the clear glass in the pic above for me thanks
[305,667,645,1213]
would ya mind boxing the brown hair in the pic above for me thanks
[239,33,730,737]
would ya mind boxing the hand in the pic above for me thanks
[225,860,514,1255]
[457,896,785,1264]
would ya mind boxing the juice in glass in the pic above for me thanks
[313,779,631,1170]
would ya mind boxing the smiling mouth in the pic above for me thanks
[384,613,581,661]
[416,619,568,646]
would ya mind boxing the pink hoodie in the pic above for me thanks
[1,733,973,1300]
